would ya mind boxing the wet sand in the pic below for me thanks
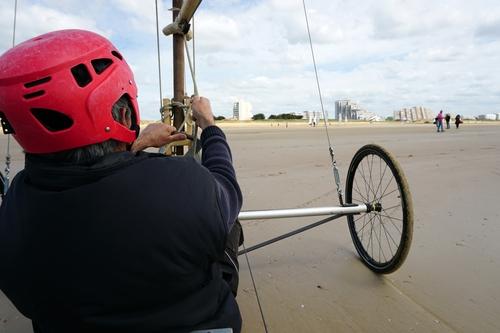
[1,122,500,332]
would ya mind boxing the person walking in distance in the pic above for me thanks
[455,114,463,129]
[436,110,445,132]
[445,113,451,129]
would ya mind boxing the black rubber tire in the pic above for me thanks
[345,144,413,274]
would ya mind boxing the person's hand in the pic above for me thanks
[131,123,186,153]
[191,96,215,130]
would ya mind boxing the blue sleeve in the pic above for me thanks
[200,126,242,230]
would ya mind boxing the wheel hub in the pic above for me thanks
[366,202,382,213]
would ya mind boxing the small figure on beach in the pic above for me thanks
[445,113,451,129]
[436,110,445,132]
[455,114,463,129]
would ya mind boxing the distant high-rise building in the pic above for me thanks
[477,114,497,120]
[336,100,357,121]
[335,99,380,121]
[393,106,433,121]
[303,111,325,125]
[232,100,253,120]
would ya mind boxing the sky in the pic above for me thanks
[1,0,500,119]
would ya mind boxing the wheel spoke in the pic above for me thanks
[381,217,400,250]
[377,213,403,221]
[379,173,395,200]
[351,197,365,204]
[365,157,379,201]
[378,188,399,201]
[357,213,377,234]
[361,213,377,254]
[359,161,370,202]
[359,214,367,242]
[353,213,366,224]
[353,170,368,202]
[381,209,403,235]
[359,161,378,202]
[372,215,387,263]
[379,214,397,257]
[369,155,375,202]
[380,203,401,212]
[374,162,389,200]
[369,214,375,259]
[352,180,368,203]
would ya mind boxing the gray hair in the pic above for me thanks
[29,95,134,165]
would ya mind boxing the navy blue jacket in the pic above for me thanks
[0,126,243,333]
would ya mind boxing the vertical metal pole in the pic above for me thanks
[4,0,18,192]
[192,16,195,77]
[172,0,185,155]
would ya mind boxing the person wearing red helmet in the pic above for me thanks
[0,30,243,332]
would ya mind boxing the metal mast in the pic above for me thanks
[172,0,185,155]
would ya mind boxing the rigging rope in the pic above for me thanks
[301,0,344,205]
[192,16,195,76]
[4,0,18,192]
[154,0,163,110]
[181,14,268,328]
[183,30,269,328]
[242,244,269,333]
[184,36,199,155]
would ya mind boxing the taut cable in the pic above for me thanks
[155,0,164,110]
[4,0,18,192]
[242,244,269,333]
[184,37,199,155]
[302,0,344,205]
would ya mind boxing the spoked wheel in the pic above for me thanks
[345,144,413,274]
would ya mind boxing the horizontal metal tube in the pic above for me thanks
[163,0,202,36]
[238,204,367,221]
[239,214,344,255]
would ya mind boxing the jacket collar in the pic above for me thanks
[24,151,149,191]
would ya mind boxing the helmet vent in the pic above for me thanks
[24,90,45,99]
[71,64,92,87]
[31,108,73,132]
[0,111,15,134]
[111,51,123,60]
[91,58,113,74]
[24,76,51,88]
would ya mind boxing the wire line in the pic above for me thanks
[302,0,344,204]
[301,0,331,147]
[154,0,163,108]
[242,243,269,333]
[4,0,18,192]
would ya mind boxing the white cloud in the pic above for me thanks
[1,0,500,119]
[195,12,241,52]
[0,2,105,51]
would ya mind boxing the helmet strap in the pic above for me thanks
[126,123,141,152]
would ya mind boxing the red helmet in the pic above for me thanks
[0,29,140,154]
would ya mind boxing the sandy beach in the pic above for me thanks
[1,122,500,332]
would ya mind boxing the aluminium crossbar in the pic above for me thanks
[237,204,369,254]
[238,204,368,221]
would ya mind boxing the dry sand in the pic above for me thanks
[1,122,500,332]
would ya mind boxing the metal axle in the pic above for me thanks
[237,204,372,254]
